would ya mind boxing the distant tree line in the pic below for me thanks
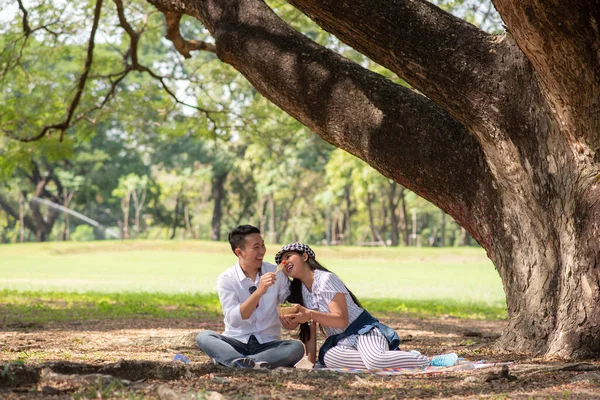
[0,125,475,247]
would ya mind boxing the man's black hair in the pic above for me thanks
[228,225,261,255]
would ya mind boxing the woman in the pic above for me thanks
[276,242,431,369]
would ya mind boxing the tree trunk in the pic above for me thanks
[29,192,59,243]
[400,189,409,247]
[170,195,180,240]
[411,209,418,247]
[277,192,298,243]
[344,185,352,245]
[460,227,471,246]
[325,206,331,245]
[210,171,228,241]
[267,193,276,244]
[366,192,385,245]
[19,193,25,243]
[183,201,196,239]
[63,189,74,241]
[120,194,130,240]
[148,0,600,358]
[131,189,146,235]
[64,212,70,241]
[439,210,446,247]
[428,225,438,247]
[257,197,267,234]
[0,194,34,241]
[388,182,400,247]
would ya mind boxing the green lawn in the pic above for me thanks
[0,240,507,320]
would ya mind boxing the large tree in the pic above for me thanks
[143,0,599,359]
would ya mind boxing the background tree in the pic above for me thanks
[112,173,150,238]
[55,170,85,240]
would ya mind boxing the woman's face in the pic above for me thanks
[280,251,308,278]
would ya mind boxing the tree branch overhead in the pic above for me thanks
[164,12,217,58]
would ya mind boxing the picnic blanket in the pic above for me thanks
[316,359,514,376]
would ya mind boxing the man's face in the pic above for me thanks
[236,233,266,270]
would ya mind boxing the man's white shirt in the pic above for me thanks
[217,261,290,344]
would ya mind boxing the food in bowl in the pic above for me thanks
[278,302,299,315]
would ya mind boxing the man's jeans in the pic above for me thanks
[196,330,305,368]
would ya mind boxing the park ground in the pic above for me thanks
[1,241,600,398]
[3,315,600,399]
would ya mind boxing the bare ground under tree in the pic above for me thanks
[1,316,599,399]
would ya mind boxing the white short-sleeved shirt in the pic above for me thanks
[217,261,290,344]
[302,269,363,339]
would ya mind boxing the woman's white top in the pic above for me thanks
[302,269,363,342]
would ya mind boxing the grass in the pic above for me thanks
[0,290,223,327]
[0,240,507,322]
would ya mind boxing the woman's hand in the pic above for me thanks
[279,314,299,330]
[287,305,312,324]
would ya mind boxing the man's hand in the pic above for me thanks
[257,272,277,294]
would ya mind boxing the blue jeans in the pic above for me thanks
[196,330,305,368]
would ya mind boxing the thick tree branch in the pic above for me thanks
[148,0,501,246]
[492,0,600,149]
[284,0,511,130]
[164,12,216,58]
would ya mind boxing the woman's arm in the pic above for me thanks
[289,292,349,329]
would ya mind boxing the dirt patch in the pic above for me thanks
[1,316,599,399]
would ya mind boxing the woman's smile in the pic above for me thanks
[285,263,294,274]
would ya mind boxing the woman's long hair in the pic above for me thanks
[286,253,362,343]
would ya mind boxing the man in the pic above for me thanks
[196,225,305,369]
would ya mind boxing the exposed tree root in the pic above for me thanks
[1,359,213,388]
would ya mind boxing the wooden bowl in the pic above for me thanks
[278,304,299,316]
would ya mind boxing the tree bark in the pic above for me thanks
[147,0,600,358]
